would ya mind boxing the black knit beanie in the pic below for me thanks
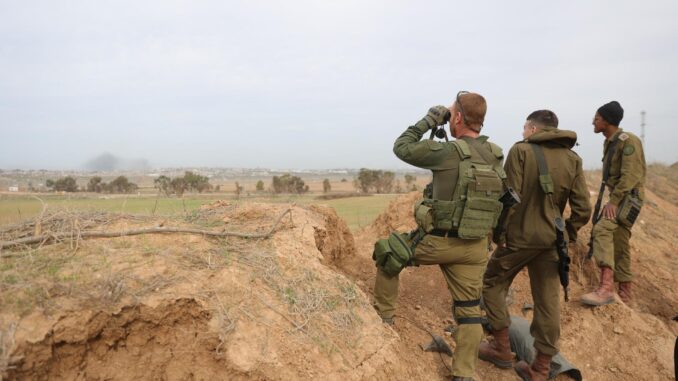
[597,101,624,126]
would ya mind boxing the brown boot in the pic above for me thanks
[618,281,632,303]
[478,327,514,368]
[514,351,552,381]
[581,266,616,306]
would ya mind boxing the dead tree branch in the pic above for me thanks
[1,208,292,251]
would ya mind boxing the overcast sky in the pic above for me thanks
[1,0,676,170]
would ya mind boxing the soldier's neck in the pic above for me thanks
[457,130,480,139]
[603,126,620,139]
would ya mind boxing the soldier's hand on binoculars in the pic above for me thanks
[423,105,451,128]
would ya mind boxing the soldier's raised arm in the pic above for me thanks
[393,106,450,169]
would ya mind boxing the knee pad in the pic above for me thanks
[452,299,483,325]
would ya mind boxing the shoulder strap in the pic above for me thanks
[489,142,504,159]
[465,138,497,165]
[602,136,621,182]
[451,140,472,160]
[529,143,554,195]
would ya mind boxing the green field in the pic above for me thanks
[0,193,399,231]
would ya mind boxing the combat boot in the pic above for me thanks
[514,351,552,381]
[478,327,513,368]
[618,281,632,304]
[581,266,615,306]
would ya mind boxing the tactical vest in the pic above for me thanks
[414,139,505,239]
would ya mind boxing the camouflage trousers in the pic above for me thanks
[482,246,561,356]
[592,218,633,282]
[373,235,487,378]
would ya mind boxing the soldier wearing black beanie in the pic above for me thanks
[597,101,624,126]
[583,100,646,308]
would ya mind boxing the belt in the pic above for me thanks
[429,229,459,238]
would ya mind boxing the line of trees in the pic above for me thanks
[154,171,212,196]
[45,176,139,193]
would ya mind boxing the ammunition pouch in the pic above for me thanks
[372,231,415,276]
[414,197,501,240]
[617,190,643,227]
[457,197,503,239]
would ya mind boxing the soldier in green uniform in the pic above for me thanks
[373,92,505,381]
[581,101,646,306]
[479,110,591,381]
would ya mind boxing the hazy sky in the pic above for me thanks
[1,0,676,170]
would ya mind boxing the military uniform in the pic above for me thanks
[373,119,504,378]
[482,127,591,356]
[591,129,646,282]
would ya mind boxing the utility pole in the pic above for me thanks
[640,110,646,147]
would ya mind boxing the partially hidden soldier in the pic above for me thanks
[373,91,505,381]
[479,110,591,381]
[581,101,646,306]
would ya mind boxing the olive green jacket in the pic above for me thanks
[503,127,591,249]
[393,121,503,200]
[603,129,646,205]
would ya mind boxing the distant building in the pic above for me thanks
[8,186,19,192]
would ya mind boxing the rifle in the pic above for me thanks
[555,217,570,301]
[587,136,620,259]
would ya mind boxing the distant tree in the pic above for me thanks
[183,171,212,193]
[355,169,395,193]
[235,182,244,198]
[48,176,78,192]
[170,177,188,197]
[356,168,374,193]
[106,176,138,193]
[215,185,221,192]
[272,174,309,194]
[28,181,35,192]
[256,180,265,191]
[322,179,331,193]
[340,178,347,183]
[154,175,172,196]
[375,171,395,193]
[46,179,55,189]
[87,176,105,193]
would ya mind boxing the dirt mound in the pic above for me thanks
[370,191,419,237]
[0,203,409,380]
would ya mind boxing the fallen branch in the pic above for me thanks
[1,208,292,251]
